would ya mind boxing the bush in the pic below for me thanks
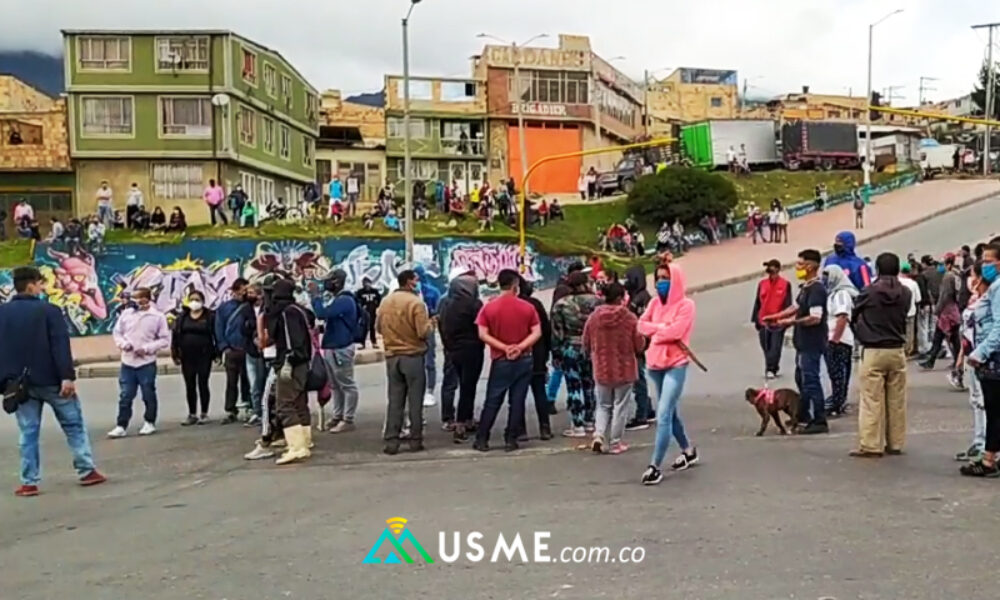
[626,167,738,227]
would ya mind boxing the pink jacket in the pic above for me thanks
[113,307,171,367]
[638,263,696,370]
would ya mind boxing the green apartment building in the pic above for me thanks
[63,30,319,224]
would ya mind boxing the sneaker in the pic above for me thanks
[197,413,210,425]
[504,439,519,452]
[765,371,777,380]
[14,484,39,497]
[400,427,411,440]
[107,426,127,439]
[244,442,276,460]
[328,421,356,434]
[548,404,558,416]
[625,418,650,431]
[584,423,596,433]
[453,427,469,444]
[441,421,456,432]
[423,393,437,407]
[671,447,699,471]
[800,422,829,435]
[245,414,261,426]
[918,360,935,371]
[955,446,983,462]
[181,415,198,426]
[539,425,554,441]
[640,465,663,486]
[408,440,426,453]
[561,426,587,438]
[220,413,238,425]
[138,422,156,436]
[383,442,400,456]
[960,459,1000,478]
[79,470,107,486]
[472,439,489,452]
[517,432,529,442]
[646,411,657,424]
[948,370,966,391]
[609,441,630,455]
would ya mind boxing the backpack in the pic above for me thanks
[853,195,865,210]
[223,302,247,349]
[335,291,369,345]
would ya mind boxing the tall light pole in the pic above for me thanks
[477,33,548,196]
[865,8,904,188]
[401,0,422,263]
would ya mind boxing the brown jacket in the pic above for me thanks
[377,289,433,357]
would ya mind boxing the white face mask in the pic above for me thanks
[188,300,204,312]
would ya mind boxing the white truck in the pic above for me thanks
[919,143,958,179]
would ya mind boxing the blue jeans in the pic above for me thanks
[16,386,97,485]
[476,356,532,444]
[649,366,691,468]
[546,367,563,403]
[795,350,826,425]
[424,333,437,392]
[117,362,158,427]
[633,354,652,420]
[246,354,267,417]
[97,203,113,226]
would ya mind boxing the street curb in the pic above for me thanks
[686,189,1000,296]
[75,348,385,379]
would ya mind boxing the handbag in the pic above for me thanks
[3,304,46,414]
[282,308,328,392]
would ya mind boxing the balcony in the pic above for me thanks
[441,137,485,157]
[384,76,486,115]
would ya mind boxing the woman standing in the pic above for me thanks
[551,272,600,438]
[956,261,987,462]
[962,244,1000,477]
[172,291,216,425]
[822,265,858,417]
[638,263,698,485]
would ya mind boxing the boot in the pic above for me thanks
[275,426,311,465]
[303,425,314,449]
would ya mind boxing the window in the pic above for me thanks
[159,97,212,136]
[387,117,427,138]
[303,137,315,167]
[238,106,257,146]
[151,163,204,200]
[281,75,293,109]
[396,80,433,100]
[828,110,842,119]
[263,63,277,97]
[279,125,291,159]
[317,159,332,184]
[1,120,43,145]
[710,97,723,108]
[262,116,275,153]
[156,37,209,71]
[440,81,477,102]
[81,96,133,136]
[306,93,318,123]
[241,47,257,84]
[260,177,275,205]
[395,159,438,181]
[512,71,589,105]
[78,36,130,70]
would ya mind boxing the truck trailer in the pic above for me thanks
[781,121,860,170]
[680,119,779,169]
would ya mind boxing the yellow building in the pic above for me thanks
[316,90,386,203]
[742,89,925,127]
[646,68,738,131]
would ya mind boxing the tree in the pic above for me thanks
[971,59,1000,121]
[626,167,738,227]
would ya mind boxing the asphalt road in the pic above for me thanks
[2,196,999,600]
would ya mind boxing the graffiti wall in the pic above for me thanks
[0,238,568,337]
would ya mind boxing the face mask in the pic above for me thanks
[795,268,808,281]
[983,263,999,284]
[833,243,845,255]
[937,265,945,274]
[655,280,671,300]
[188,300,204,312]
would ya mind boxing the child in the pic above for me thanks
[362,211,375,230]
[330,200,344,224]
[415,196,429,221]
[477,199,493,232]
[240,201,257,227]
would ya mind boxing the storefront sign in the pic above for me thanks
[511,102,568,116]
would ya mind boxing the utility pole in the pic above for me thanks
[513,42,529,194]
[643,68,649,137]
[918,76,938,105]
[401,0,421,263]
[972,22,999,175]
[865,9,904,189]
[741,78,748,114]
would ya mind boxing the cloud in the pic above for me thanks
[0,0,994,104]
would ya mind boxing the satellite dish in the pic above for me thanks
[211,94,230,107]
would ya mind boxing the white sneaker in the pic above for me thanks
[138,422,156,436]
[107,426,127,439]
[244,442,276,461]
[423,393,437,407]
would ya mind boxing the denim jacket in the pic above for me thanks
[970,279,1000,365]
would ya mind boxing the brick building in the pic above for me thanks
[0,74,74,231]
[317,89,386,203]
[646,67,739,130]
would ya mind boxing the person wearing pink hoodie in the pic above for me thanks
[638,263,698,485]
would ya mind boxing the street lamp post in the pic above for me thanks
[401,0,422,263]
[865,8,904,189]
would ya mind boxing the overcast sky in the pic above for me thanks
[1,0,996,106]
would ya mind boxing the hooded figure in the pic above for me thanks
[437,275,483,355]
[413,265,441,315]
[624,265,651,318]
[823,264,859,302]
[551,271,600,433]
[638,263,696,371]
[823,231,872,291]
[583,288,646,386]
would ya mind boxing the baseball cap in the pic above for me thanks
[901,263,912,273]
[762,259,781,270]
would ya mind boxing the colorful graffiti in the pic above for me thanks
[110,255,241,315]
[445,242,537,284]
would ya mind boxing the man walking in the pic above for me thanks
[311,270,361,433]
[850,253,911,457]
[357,277,382,349]
[437,270,485,442]
[752,259,793,379]
[377,270,434,454]
[764,250,828,434]
[203,178,228,225]
[108,287,170,438]
[1,267,106,496]
[215,278,252,423]
[473,269,541,452]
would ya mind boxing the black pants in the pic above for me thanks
[275,363,310,428]
[758,327,785,374]
[181,353,212,415]
[980,377,1000,453]
[476,356,531,444]
[824,342,852,412]
[126,204,139,228]
[224,349,250,415]
[440,357,459,423]
[366,310,377,346]
[518,372,551,437]
[450,348,484,424]
[926,324,960,368]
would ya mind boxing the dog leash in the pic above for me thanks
[677,341,708,372]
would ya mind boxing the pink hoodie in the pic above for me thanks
[638,263,696,370]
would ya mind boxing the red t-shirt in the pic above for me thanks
[475,293,540,360]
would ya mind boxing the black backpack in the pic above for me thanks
[336,291,369,345]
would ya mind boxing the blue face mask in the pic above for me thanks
[983,263,999,284]
[655,279,671,300]
[937,265,945,274]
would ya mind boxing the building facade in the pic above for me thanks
[0,75,74,232]
[383,75,487,197]
[63,30,319,224]
[477,34,643,194]
[646,68,738,129]
[316,89,386,203]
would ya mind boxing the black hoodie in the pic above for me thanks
[851,276,911,348]
[265,281,315,365]
[623,265,651,318]
[437,275,484,354]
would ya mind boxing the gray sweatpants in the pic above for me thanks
[384,354,426,443]
[322,347,359,422]
[594,383,633,445]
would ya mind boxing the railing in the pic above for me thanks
[441,138,485,156]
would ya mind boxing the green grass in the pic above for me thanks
[723,169,899,212]
[0,239,34,269]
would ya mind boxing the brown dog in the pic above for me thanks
[745,387,800,436]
